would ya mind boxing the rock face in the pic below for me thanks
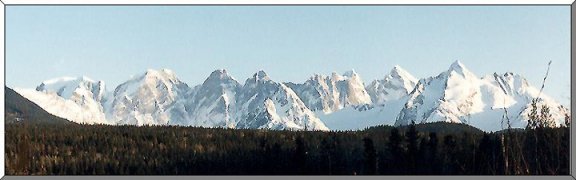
[15,61,570,132]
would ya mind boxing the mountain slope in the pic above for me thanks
[106,69,192,126]
[5,86,73,124]
[235,71,329,131]
[366,65,418,105]
[286,70,372,114]
[13,62,570,132]
[318,66,418,130]
[184,69,241,128]
[15,77,109,125]
[395,61,569,132]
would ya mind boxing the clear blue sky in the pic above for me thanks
[6,6,571,105]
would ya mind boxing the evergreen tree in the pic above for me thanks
[427,132,439,174]
[385,128,404,174]
[4,121,569,175]
[476,133,495,174]
[442,135,457,174]
[417,134,428,175]
[406,121,419,173]
[362,137,378,175]
[293,135,307,174]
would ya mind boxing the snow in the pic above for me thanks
[16,63,570,132]
[366,65,418,105]
[15,88,110,125]
[395,61,569,130]
[320,98,406,131]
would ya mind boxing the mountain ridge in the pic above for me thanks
[12,61,570,132]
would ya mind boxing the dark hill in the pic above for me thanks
[364,121,484,134]
[5,86,73,124]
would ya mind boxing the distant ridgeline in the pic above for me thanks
[9,61,570,132]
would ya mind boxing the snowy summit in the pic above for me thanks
[14,61,570,132]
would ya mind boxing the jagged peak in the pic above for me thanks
[37,76,103,93]
[343,69,357,77]
[306,73,325,82]
[388,65,417,82]
[243,70,274,86]
[142,68,180,81]
[503,72,515,77]
[35,75,106,100]
[160,68,174,74]
[391,65,406,74]
[253,70,271,82]
[208,69,233,80]
[445,60,477,79]
[449,60,466,71]
[495,72,531,87]
[202,69,239,88]
[330,72,344,81]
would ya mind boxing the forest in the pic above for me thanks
[5,117,570,175]
[4,85,572,175]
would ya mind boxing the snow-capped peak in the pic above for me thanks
[331,72,345,81]
[108,69,191,126]
[19,76,109,125]
[118,69,186,95]
[252,70,271,82]
[200,70,240,95]
[447,60,476,79]
[366,65,418,105]
[389,65,417,84]
[40,76,95,86]
[143,68,180,84]
[15,63,570,132]
[343,69,357,78]
[501,72,530,87]
[449,60,466,71]
[36,76,105,101]
[207,69,236,82]
[489,72,535,98]
[184,69,240,128]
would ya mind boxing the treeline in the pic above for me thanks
[5,120,569,175]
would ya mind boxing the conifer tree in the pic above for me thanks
[362,137,378,175]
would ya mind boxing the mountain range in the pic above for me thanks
[12,61,570,132]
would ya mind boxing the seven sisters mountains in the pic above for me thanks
[13,61,570,132]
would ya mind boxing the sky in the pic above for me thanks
[5,6,571,105]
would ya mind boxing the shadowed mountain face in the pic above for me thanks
[5,86,73,125]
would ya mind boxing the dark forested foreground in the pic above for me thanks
[5,121,569,175]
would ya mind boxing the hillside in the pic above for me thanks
[5,86,73,125]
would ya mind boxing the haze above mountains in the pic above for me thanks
[12,61,570,132]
